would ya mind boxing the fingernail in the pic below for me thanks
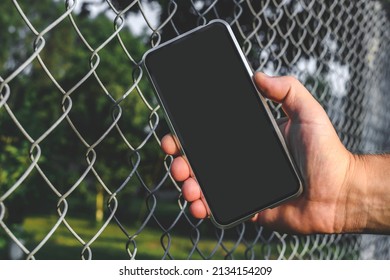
[255,72,272,80]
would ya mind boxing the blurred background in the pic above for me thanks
[1,0,390,260]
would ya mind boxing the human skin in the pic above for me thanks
[161,72,390,235]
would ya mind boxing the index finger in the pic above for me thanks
[161,134,180,155]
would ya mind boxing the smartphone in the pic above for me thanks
[143,20,303,229]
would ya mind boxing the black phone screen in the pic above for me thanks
[144,21,302,227]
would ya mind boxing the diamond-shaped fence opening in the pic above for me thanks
[0,0,389,260]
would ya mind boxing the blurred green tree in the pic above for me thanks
[0,0,165,228]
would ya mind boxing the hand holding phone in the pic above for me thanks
[144,20,303,229]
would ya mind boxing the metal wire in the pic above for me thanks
[1,0,389,260]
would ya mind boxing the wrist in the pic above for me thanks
[336,153,369,233]
[341,153,390,234]
[356,154,390,234]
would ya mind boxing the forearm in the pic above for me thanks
[347,154,390,234]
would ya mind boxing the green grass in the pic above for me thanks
[13,216,357,260]
[22,216,249,260]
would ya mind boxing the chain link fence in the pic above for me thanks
[0,0,389,260]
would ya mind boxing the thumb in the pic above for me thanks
[254,72,326,121]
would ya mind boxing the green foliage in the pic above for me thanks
[0,1,166,225]
[0,234,8,259]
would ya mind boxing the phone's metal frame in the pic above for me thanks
[143,19,303,229]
